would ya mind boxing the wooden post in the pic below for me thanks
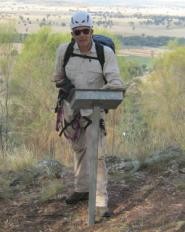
[88,106,100,225]
[68,89,124,226]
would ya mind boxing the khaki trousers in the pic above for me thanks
[65,115,108,207]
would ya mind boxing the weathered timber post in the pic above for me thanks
[68,89,124,225]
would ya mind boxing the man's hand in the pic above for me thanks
[101,82,125,90]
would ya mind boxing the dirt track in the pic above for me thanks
[0,154,185,232]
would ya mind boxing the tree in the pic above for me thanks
[10,27,70,155]
[141,46,185,151]
[0,22,18,153]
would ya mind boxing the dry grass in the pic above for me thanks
[0,146,36,199]
[40,179,63,202]
[0,145,65,201]
[140,47,185,152]
[0,175,13,199]
[110,46,185,160]
[0,145,37,172]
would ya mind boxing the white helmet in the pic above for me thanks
[70,11,93,29]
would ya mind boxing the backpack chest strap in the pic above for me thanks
[71,53,99,61]
[70,52,107,84]
[63,40,107,83]
[63,40,105,69]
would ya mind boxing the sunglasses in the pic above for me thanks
[73,28,90,36]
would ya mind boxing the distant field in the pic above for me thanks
[111,22,185,38]
[124,55,155,68]
[0,1,185,38]
[0,1,184,65]
[118,46,165,68]
[119,47,165,57]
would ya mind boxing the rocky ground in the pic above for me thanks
[0,147,185,232]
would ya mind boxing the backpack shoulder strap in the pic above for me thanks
[64,39,105,70]
[63,40,75,68]
[95,42,107,84]
[63,40,99,66]
[63,40,107,83]
[95,42,105,71]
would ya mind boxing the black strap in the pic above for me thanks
[82,116,92,130]
[59,118,77,137]
[95,42,107,84]
[95,42,105,70]
[63,40,105,69]
[63,40,75,69]
[59,115,92,137]
[71,53,99,61]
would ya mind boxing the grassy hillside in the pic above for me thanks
[0,25,185,164]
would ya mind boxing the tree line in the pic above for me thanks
[3,33,185,48]
[121,36,185,47]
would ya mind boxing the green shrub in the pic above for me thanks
[10,28,71,156]
[141,46,185,151]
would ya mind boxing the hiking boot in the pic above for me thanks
[65,192,89,204]
[95,206,113,221]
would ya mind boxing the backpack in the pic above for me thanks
[63,34,116,83]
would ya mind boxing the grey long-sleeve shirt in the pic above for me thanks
[53,40,124,117]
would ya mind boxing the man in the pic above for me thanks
[54,11,123,218]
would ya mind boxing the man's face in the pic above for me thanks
[71,26,93,47]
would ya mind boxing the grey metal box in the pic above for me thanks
[68,89,124,110]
